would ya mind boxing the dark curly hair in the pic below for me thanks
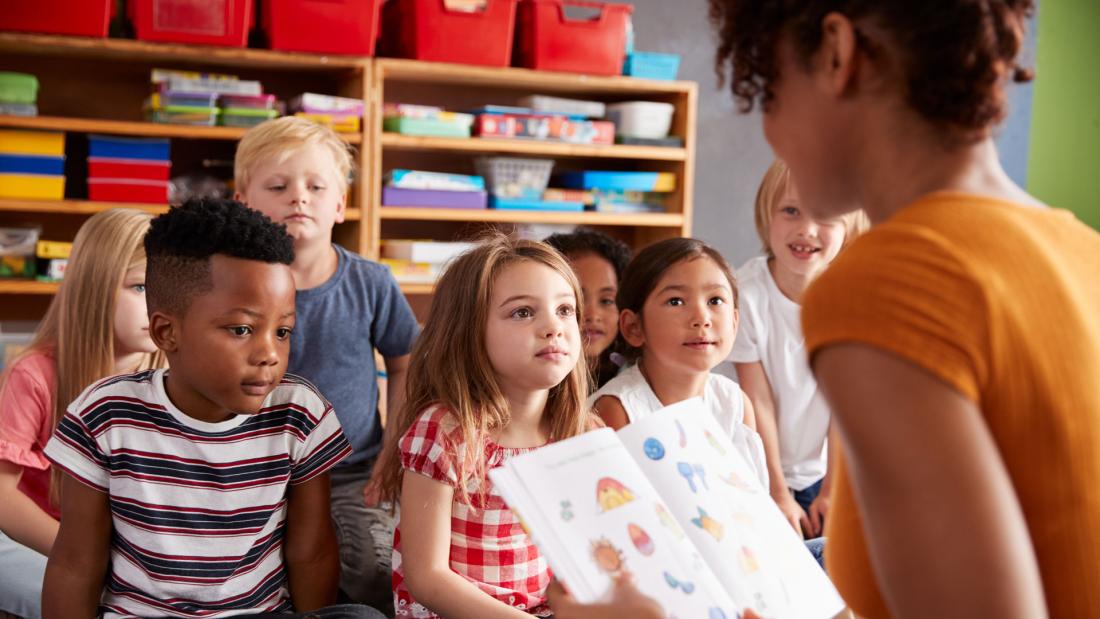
[144,198,295,315]
[708,0,1035,139]
[543,228,633,279]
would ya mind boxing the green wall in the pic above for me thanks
[1028,0,1100,229]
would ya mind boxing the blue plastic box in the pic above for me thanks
[88,135,171,161]
[556,171,676,192]
[0,153,64,176]
[489,197,584,212]
[623,52,681,81]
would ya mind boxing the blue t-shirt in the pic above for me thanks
[287,244,419,467]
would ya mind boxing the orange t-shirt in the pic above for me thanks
[802,192,1100,618]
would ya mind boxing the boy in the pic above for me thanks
[235,117,418,611]
[41,199,380,618]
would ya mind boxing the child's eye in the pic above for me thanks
[310,184,326,192]
[267,185,286,192]
[131,284,146,294]
[511,307,533,319]
[276,327,293,339]
[708,296,726,306]
[781,206,799,216]
[558,304,576,317]
[228,326,252,336]
[665,297,685,307]
[599,297,616,307]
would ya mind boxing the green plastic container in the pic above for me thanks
[218,107,279,128]
[383,116,472,138]
[0,73,39,105]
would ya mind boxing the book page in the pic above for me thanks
[491,427,741,617]
[617,398,846,619]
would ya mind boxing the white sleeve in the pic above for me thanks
[728,284,763,363]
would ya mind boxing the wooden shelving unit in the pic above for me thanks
[0,33,696,319]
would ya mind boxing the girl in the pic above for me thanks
[376,234,595,619]
[0,208,164,618]
[712,1,1098,617]
[544,229,632,389]
[731,160,867,539]
[590,237,768,488]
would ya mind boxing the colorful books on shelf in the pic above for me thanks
[146,69,280,128]
[0,129,65,200]
[490,399,844,619]
[471,105,614,145]
[383,104,474,138]
[380,240,474,286]
[290,93,362,134]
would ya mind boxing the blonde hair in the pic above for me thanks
[753,159,869,257]
[234,116,355,192]
[377,233,592,507]
[0,209,165,504]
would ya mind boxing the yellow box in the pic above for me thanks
[0,173,65,200]
[0,130,65,156]
[36,240,72,259]
[294,112,361,134]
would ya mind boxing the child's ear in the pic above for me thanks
[619,309,646,348]
[334,188,347,224]
[148,311,180,354]
[233,190,245,205]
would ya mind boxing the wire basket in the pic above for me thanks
[475,157,555,199]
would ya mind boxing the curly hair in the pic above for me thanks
[543,228,633,278]
[708,0,1035,138]
[145,198,295,315]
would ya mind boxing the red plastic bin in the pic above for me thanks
[130,0,253,47]
[88,158,172,182]
[515,0,632,76]
[381,0,518,68]
[0,0,112,37]
[264,0,382,55]
[88,179,170,204]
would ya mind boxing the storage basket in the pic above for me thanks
[475,157,554,199]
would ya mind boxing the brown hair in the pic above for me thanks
[754,159,869,257]
[708,1,1035,140]
[376,233,592,507]
[0,209,165,505]
[617,238,738,361]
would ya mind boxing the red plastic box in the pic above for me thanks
[0,0,112,37]
[88,179,170,204]
[381,0,518,67]
[515,0,632,75]
[264,0,382,55]
[88,158,171,182]
[130,0,253,47]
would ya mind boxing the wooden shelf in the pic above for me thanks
[0,280,60,295]
[0,115,362,144]
[0,32,365,71]
[0,199,363,220]
[379,206,684,227]
[398,283,436,295]
[376,58,694,96]
[380,133,684,161]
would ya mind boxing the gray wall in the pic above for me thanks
[630,1,1036,268]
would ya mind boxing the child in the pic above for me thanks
[0,209,164,619]
[544,229,632,389]
[730,160,867,539]
[235,117,419,611]
[41,199,380,619]
[375,234,596,618]
[590,238,768,488]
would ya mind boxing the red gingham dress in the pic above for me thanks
[391,406,553,618]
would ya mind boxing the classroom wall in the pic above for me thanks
[1027,0,1100,230]
[630,2,1044,265]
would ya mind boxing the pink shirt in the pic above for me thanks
[0,349,59,519]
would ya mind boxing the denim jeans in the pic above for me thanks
[241,604,387,619]
[793,478,827,570]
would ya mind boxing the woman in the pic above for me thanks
[708,1,1099,618]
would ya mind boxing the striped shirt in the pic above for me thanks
[44,369,352,618]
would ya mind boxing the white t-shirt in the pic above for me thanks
[728,255,829,490]
[589,363,769,489]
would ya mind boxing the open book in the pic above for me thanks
[490,398,845,619]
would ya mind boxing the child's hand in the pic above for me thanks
[773,492,811,539]
[808,492,831,537]
[546,573,664,619]
[363,471,383,507]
